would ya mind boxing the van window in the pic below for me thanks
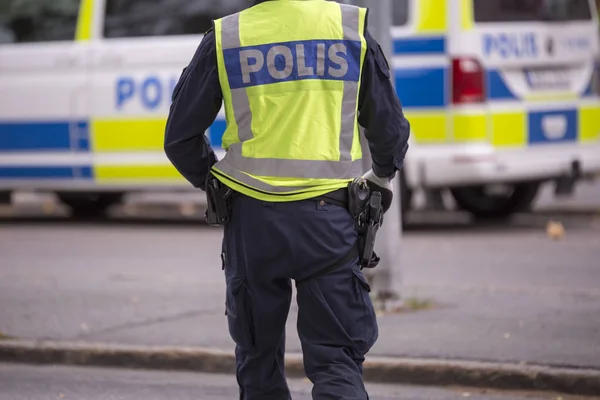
[393,0,410,26]
[103,0,249,38]
[0,0,81,44]
[474,0,592,22]
[339,0,409,26]
[103,0,411,39]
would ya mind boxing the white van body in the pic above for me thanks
[0,0,599,218]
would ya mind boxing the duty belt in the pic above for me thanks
[314,188,349,208]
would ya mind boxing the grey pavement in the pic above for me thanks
[3,180,600,219]
[533,180,600,212]
[1,210,599,370]
[2,363,591,400]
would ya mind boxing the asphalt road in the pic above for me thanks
[1,208,599,368]
[0,363,595,400]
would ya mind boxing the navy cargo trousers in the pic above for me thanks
[222,193,379,400]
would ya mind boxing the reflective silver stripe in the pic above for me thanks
[339,80,358,162]
[214,162,317,194]
[217,5,364,183]
[221,13,241,49]
[222,13,254,142]
[230,88,253,142]
[224,143,364,179]
[340,4,361,42]
[339,4,361,161]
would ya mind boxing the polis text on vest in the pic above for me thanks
[224,39,362,89]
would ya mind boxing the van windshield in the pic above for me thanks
[104,0,411,39]
[0,0,81,44]
[104,0,247,38]
[347,0,408,26]
[474,0,592,22]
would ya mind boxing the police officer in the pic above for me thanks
[164,0,410,398]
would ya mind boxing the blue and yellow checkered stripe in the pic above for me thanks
[0,118,188,182]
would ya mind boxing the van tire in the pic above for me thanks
[450,182,540,219]
[0,192,11,205]
[57,193,123,218]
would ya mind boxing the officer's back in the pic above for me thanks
[210,0,369,201]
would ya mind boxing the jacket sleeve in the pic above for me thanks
[164,30,222,191]
[357,28,410,179]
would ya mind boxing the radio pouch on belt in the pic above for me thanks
[205,175,234,226]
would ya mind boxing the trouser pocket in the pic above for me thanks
[225,276,255,349]
[352,269,379,354]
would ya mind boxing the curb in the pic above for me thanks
[1,340,600,396]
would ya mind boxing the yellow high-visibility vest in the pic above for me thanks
[212,0,368,202]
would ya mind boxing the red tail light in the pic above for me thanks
[452,57,485,104]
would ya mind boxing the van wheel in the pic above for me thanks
[0,191,11,205]
[450,182,540,220]
[57,193,123,218]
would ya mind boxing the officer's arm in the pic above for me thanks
[357,29,410,180]
[164,30,221,191]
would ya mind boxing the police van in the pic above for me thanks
[0,0,599,218]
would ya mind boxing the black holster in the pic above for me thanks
[347,178,385,269]
[205,175,235,226]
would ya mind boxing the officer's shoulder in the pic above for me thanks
[202,26,215,40]
[365,30,391,78]
[199,27,216,48]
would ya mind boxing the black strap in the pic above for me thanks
[314,187,349,208]
[296,245,359,286]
